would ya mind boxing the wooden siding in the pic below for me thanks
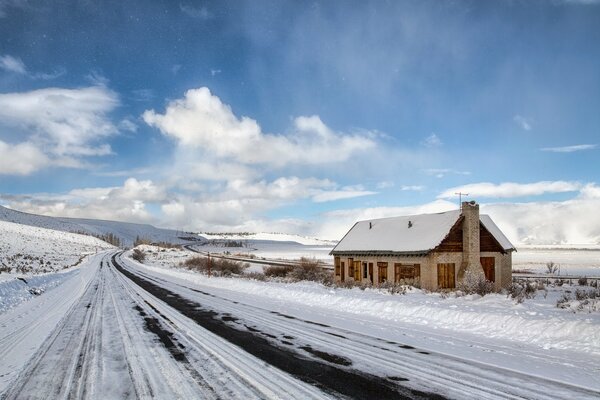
[480,224,505,253]
[434,217,505,254]
[434,217,464,252]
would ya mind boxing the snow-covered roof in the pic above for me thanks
[480,215,515,251]
[331,209,515,255]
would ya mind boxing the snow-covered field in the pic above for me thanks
[513,247,600,276]
[200,232,337,246]
[0,205,195,247]
[0,220,112,278]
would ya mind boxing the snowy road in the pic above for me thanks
[2,250,599,399]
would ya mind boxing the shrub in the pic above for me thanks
[132,249,145,263]
[546,261,559,275]
[578,277,588,286]
[181,256,246,276]
[264,265,294,277]
[507,280,537,303]
[457,269,495,296]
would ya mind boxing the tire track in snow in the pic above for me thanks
[112,253,442,400]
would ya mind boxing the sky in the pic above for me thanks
[1,0,600,244]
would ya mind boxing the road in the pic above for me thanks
[2,250,599,399]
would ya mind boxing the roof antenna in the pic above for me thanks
[369,222,372,229]
[455,192,469,210]
[408,220,413,228]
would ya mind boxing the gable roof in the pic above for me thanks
[330,209,515,255]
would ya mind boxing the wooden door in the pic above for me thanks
[437,263,455,289]
[341,261,345,281]
[480,257,495,282]
[353,261,361,281]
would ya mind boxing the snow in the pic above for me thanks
[0,205,196,246]
[513,248,600,276]
[0,219,113,278]
[332,210,515,254]
[125,258,600,355]
[200,232,337,246]
[123,254,600,396]
[480,215,515,251]
[0,251,107,393]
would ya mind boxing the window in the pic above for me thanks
[353,261,361,281]
[363,262,368,279]
[437,263,455,289]
[334,257,340,276]
[394,263,421,283]
[341,261,345,280]
[377,262,388,284]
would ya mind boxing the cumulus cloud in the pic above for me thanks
[1,178,166,224]
[143,87,375,167]
[540,144,597,153]
[0,140,49,175]
[0,54,26,74]
[0,86,119,174]
[438,181,582,199]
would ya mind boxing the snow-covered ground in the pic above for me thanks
[0,220,113,313]
[513,247,600,276]
[0,220,112,278]
[123,253,600,397]
[128,250,600,354]
[0,205,196,246]
[200,231,337,246]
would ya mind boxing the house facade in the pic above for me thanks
[330,201,515,291]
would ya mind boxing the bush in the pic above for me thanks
[457,269,495,296]
[132,249,145,263]
[578,277,588,286]
[507,279,537,303]
[546,261,559,274]
[264,265,294,277]
[181,256,246,276]
[289,257,332,284]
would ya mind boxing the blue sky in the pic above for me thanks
[1,0,600,243]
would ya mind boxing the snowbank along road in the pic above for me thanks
[2,250,599,399]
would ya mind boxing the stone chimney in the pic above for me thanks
[458,201,484,280]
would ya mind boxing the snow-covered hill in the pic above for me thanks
[0,220,113,277]
[200,232,337,246]
[0,205,199,247]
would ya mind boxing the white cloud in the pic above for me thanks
[180,4,212,19]
[312,188,376,203]
[540,144,597,153]
[316,200,457,240]
[2,178,166,224]
[143,87,375,167]
[401,185,424,191]
[424,168,470,178]
[0,54,26,74]
[376,181,394,189]
[422,133,442,147]
[0,140,49,175]
[119,118,138,132]
[0,86,119,169]
[438,181,582,199]
[513,114,532,131]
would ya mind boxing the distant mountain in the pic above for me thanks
[0,205,203,247]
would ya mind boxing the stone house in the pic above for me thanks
[330,201,515,291]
